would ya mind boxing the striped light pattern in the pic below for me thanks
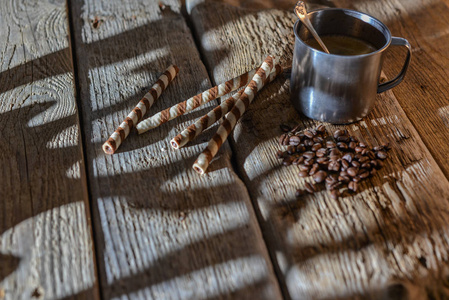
[102,64,179,154]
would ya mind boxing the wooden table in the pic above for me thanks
[2,0,449,299]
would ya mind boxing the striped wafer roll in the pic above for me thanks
[136,68,260,134]
[171,64,282,150]
[193,55,276,175]
[102,65,179,154]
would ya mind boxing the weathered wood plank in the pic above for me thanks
[0,0,99,299]
[70,0,282,299]
[190,1,449,299]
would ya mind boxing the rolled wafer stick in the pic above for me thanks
[136,68,260,134]
[171,64,282,150]
[102,64,179,154]
[193,55,276,175]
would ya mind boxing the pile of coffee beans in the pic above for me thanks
[276,124,391,199]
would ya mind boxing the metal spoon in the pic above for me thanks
[294,1,330,54]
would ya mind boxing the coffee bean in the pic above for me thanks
[280,124,291,132]
[304,182,317,194]
[309,163,319,176]
[341,160,350,170]
[316,124,326,133]
[330,190,340,199]
[289,135,301,146]
[316,157,330,165]
[313,170,327,183]
[348,181,358,192]
[311,143,322,152]
[359,170,370,179]
[303,151,316,159]
[313,136,324,143]
[373,146,384,151]
[350,136,359,143]
[351,160,360,168]
[359,142,367,148]
[304,130,314,139]
[367,151,376,159]
[287,145,296,154]
[361,162,371,169]
[337,142,348,150]
[290,124,302,133]
[329,148,341,157]
[326,174,338,184]
[326,141,337,149]
[328,161,341,172]
[382,142,391,150]
[296,145,306,153]
[276,150,284,159]
[353,176,362,182]
[354,153,362,160]
[338,175,351,183]
[337,135,350,143]
[355,146,363,153]
[347,167,358,177]
[361,148,368,155]
[316,149,326,157]
[376,151,388,160]
[298,171,309,177]
[299,164,310,172]
[359,156,369,163]
[342,153,354,162]
[333,129,345,139]
[295,156,305,165]
[348,141,357,150]
[304,139,314,147]
[295,189,305,197]
[370,169,377,176]
[279,134,288,145]
[304,158,314,166]
[283,157,293,166]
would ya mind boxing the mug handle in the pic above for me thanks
[377,37,412,93]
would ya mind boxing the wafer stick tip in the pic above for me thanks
[102,142,115,155]
[170,139,180,149]
[193,163,206,175]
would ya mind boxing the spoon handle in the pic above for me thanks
[303,17,330,54]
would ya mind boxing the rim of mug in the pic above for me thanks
[294,8,392,58]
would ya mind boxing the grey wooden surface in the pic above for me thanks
[0,0,98,299]
[2,0,449,299]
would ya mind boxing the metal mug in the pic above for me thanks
[290,8,412,124]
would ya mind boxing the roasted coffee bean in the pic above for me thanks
[304,158,314,166]
[279,134,288,145]
[326,141,337,149]
[342,153,354,162]
[283,157,293,166]
[287,145,296,154]
[316,149,326,158]
[303,151,316,159]
[351,160,361,168]
[354,146,363,153]
[359,170,370,179]
[337,142,348,150]
[280,124,291,132]
[313,170,327,183]
[348,141,357,150]
[359,156,369,163]
[361,148,368,155]
[330,190,340,200]
[311,143,322,152]
[353,176,362,182]
[350,136,359,143]
[304,182,317,194]
[304,139,314,147]
[299,164,310,172]
[373,146,384,151]
[376,151,388,160]
[309,163,320,176]
[313,136,324,143]
[348,181,358,192]
[370,169,377,176]
[298,171,309,177]
[347,167,358,177]
[295,189,306,197]
[326,174,338,185]
[367,151,376,159]
[382,142,391,150]
[295,156,305,165]
[341,159,350,170]
[289,135,301,146]
[316,124,326,133]
[304,130,314,139]
[329,148,341,157]
[338,175,351,183]
[361,162,371,169]
[359,142,367,148]
[316,157,330,165]
[296,145,306,153]
[337,135,350,143]
[333,129,345,139]
[328,161,341,172]
[276,150,284,159]
[354,153,362,160]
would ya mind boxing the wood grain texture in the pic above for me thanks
[0,0,99,299]
[331,0,449,178]
[70,0,282,299]
[190,1,449,299]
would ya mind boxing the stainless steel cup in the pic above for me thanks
[290,8,411,124]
